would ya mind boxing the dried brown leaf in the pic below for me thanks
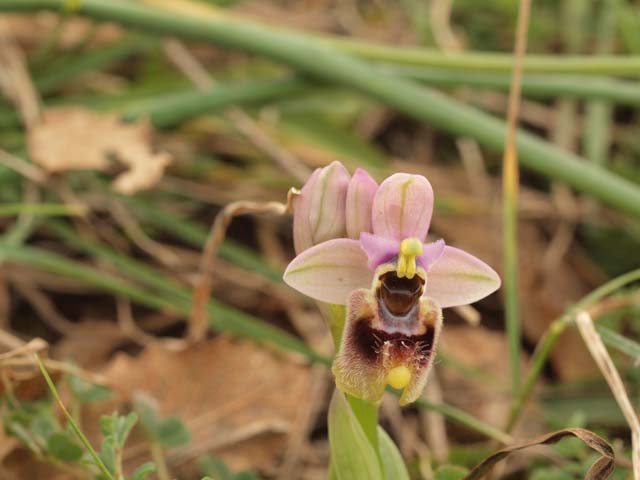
[27,107,171,195]
[94,336,311,475]
[464,428,615,480]
[438,326,530,434]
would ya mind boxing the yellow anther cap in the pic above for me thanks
[387,365,412,390]
[397,238,423,279]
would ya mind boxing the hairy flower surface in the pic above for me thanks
[284,162,500,404]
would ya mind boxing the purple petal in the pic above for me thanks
[418,239,446,269]
[425,246,501,308]
[371,173,434,241]
[346,168,378,239]
[283,238,372,305]
[359,232,399,271]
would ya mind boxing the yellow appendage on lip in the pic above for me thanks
[397,238,423,279]
[387,365,411,390]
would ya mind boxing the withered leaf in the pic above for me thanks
[464,428,615,480]
[27,107,171,195]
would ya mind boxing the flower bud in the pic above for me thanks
[345,168,378,239]
[293,161,350,254]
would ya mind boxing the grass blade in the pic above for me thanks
[2,0,640,217]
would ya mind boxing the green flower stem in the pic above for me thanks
[322,302,381,459]
[346,395,380,452]
[505,268,640,433]
[2,0,640,217]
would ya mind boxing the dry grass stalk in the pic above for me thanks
[0,149,46,184]
[575,311,640,479]
[189,199,289,342]
[0,19,41,128]
[116,297,188,351]
[9,276,75,335]
[420,368,449,462]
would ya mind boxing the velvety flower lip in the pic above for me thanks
[332,289,442,405]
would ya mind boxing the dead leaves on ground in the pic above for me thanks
[438,325,535,435]
[100,336,312,476]
[27,107,171,195]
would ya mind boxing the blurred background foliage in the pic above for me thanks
[0,0,639,478]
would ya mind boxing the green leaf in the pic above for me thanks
[68,373,112,404]
[433,465,470,480]
[47,431,84,462]
[134,395,190,447]
[596,325,640,360]
[377,427,409,480]
[133,395,160,439]
[31,414,59,444]
[328,390,383,480]
[156,418,190,448]
[129,462,156,480]
[199,455,233,480]
[5,420,41,454]
[98,436,117,475]
[100,412,138,448]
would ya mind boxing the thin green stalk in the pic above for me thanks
[0,203,83,217]
[2,0,640,217]
[149,442,170,480]
[502,0,531,395]
[34,35,155,95]
[583,2,616,169]
[596,324,640,360]
[612,0,640,54]
[505,268,640,432]
[416,398,512,445]
[326,35,640,75]
[0,76,309,132]
[34,355,114,480]
[122,76,310,129]
[382,67,640,105]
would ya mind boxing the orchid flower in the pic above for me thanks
[284,161,500,405]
